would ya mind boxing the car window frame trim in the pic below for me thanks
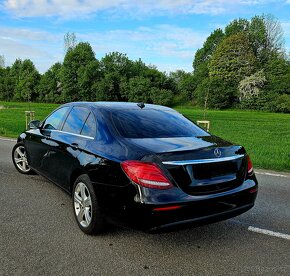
[49,129,95,140]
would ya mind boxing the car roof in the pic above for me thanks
[63,101,174,112]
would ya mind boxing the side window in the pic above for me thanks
[62,107,90,135]
[81,113,96,138]
[43,107,69,130]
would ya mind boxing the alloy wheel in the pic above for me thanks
[74,182,92,228]
[13,145,31,173]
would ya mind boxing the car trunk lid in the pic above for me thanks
[133,136,247,195]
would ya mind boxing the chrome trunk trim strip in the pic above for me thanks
[162,155,244,166]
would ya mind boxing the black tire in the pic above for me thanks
[72,174,105,235]
[12,142,33,175]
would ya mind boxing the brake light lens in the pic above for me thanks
[153,205,182,211]
[121,160,173,190]
[247,155,254,174]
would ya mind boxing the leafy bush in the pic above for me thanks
[266,94,290,113]
[150,88,173,106]
[195,77,237,109]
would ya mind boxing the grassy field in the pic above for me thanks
[0,101,59,137]
[176,107,290,172]
[0,101,289,172]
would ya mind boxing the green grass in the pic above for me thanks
[0,101,289,172]
[0,101,59,137]
[176,107,290,172]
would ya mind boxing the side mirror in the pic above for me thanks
[28,120,41,129]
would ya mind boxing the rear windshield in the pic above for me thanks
[108,109,208,138]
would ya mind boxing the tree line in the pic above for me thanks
[189,14,290,113]
[0,14,289,113]
[0,47,175,106]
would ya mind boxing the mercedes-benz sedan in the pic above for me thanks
[12,102,258,234]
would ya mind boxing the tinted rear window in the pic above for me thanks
[109,109,208,138]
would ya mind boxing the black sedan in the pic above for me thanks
[12,102,258,234]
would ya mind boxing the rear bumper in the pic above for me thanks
[149,203,254,232]
[121,182,258,231]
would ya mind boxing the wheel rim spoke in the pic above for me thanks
[84,196,91,208]
[80,183,86,200]
[77,207,84,222]
[16,148,24,157]
[15,158,22,164]
[84,208,91,224]
[74,193,82,205]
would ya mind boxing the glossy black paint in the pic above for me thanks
[17,102,258,231]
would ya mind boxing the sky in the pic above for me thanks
[0,0,290,74]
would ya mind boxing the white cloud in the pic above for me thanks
[0,25,207,73]
[0,27,63,72]
[3,0,283,18]
[80,25,207,72]
[0,27,61,42]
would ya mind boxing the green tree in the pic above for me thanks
[193,28,224,73]
[99,52,135,101]
[100,52,133,78]
[78,60,101,101]
[169,70,196,100]
[248,15,268,64]
[121,76,152,103]
[195,77,237,109]
[225,18,250,37]
[192,29,225,105]
[38,62,62,103]
[7,59,22,99]
[209,33,257,83]
[150,87,173,106]
[271,94,290,113]
[61,42,96,101]
[264,55,290,95]
[13,59,40,101]
[249,15,285,65]
[0,55,5,68]
[94,72,125,101]
[0,67,14,101]
[0,67,6,100]
[143,66,171,91]
[120,76,173,105]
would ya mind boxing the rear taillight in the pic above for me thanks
[153,205,182,211]
[121,160,173,190]
[247,155,254,175]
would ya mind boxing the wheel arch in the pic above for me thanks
[70,168,87,194]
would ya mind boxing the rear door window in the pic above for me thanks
[62,107,90,135]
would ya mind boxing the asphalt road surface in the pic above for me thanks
[0,138,289,276]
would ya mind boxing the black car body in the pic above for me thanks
[12,102,258,234]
